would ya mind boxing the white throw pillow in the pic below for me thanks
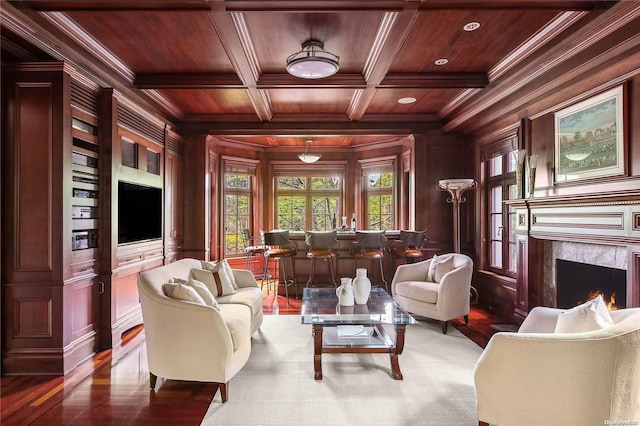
[163,282,206,305]
[427,254,438,282]
[429,255,454,283]
[186,278,220,310]
[554,294,615,333]
[191,267,236,297]
[203,259,238,289]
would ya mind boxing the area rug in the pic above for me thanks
[201,315,483,425]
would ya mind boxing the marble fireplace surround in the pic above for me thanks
[542,240,629,307]
[512,193,640,310]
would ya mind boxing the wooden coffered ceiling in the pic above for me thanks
[1,1,620,148]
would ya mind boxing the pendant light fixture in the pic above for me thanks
[298,139,321,163]
[286,39,340,79]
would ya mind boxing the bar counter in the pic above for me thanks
[280,230,402,298]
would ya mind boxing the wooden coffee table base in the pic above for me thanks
[312,323,406,381]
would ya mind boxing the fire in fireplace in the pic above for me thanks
[556,259,626,309]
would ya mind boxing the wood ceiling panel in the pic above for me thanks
[65,10,234,72]
[269,88,354,114]
[153,89,256,115]
[392,10,559,72]
[244,11,382,74]
[367,88,461,115]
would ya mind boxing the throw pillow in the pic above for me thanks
[203,259,238,289]
[163,282,206,305]
[191,267,236,297]
[427,255,454,283]
[427,254,438,282]
[186,278,220,310]
[554,294,615,333]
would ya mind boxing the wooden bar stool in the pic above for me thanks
[349,230,388,292]
[389,230,427,264]
[304,230,338,288]
[263,230,298,303]
[241,228,267,285]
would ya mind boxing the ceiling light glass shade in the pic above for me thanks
[299,139,321,163]
[298,153,322,163]
[286,39,340,79]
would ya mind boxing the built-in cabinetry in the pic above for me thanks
[1,62,183,374]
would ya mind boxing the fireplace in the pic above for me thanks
[542,240,632,308]
[509,194,640,318]
[556,259,626,309]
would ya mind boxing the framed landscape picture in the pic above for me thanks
[554,85,625,183]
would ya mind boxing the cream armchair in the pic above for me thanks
[391,253,473,334]
[474,306,640,426]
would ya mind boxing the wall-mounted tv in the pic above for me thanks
[118,181,162,245]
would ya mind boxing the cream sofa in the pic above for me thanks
[137,258,263,402]
[391,253,473,333]
[474,306,640,426]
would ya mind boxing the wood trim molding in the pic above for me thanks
[443,2,640,132]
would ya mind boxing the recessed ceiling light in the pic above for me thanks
[398,97,416,104]
[434,58,448,66]
[464,22,480,32]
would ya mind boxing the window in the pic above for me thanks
[486,149,518,276]
[275,176,341,231]
[223,157,258,256]
[224,173,251,255]
[361,158,395,231]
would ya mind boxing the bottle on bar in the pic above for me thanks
[351,213,356,231]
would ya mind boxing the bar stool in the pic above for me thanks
[241,228,267,284]
[389,230,427,264]
[349,230,388,292]
[304,230,339,288]
[263,230,298,303]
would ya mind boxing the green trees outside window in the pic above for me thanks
[224,173,250,255]
[276,176,341,231]
[366,171,393,230]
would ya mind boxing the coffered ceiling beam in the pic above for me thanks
[207,10,273,121]
[22,1,613,12]
[257,74,366,89]
[178,118,442,137]
[134,73,244,89]
[379,73,489,88]
[222,1,613,12]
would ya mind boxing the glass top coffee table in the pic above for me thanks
[300,287,416,380]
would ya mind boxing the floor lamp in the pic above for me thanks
[438,178,479,303]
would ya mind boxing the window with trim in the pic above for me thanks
[361,158,395,230]
[273,164,344,231]
[484,141,518,277]
[223,158,258,256]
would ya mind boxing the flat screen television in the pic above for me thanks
[118,181,162,244]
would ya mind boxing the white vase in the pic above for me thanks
[352,268,371,304]
[336,277,354,306]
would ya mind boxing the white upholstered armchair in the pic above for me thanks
[391,253,473,334]
[474,306,640,426]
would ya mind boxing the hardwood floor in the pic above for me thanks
[1,288,508,425]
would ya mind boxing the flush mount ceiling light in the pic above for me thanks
[286,39,340,79]
[298,139,321,163]
[463,21,481,32]
[398,97,416,104]
[435,58,449,66]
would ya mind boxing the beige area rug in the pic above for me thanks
[202,315,483,426]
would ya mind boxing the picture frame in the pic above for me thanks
[554,84,626,183]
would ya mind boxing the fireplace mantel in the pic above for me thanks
[506,191,640,320]
[508,191,640,246]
